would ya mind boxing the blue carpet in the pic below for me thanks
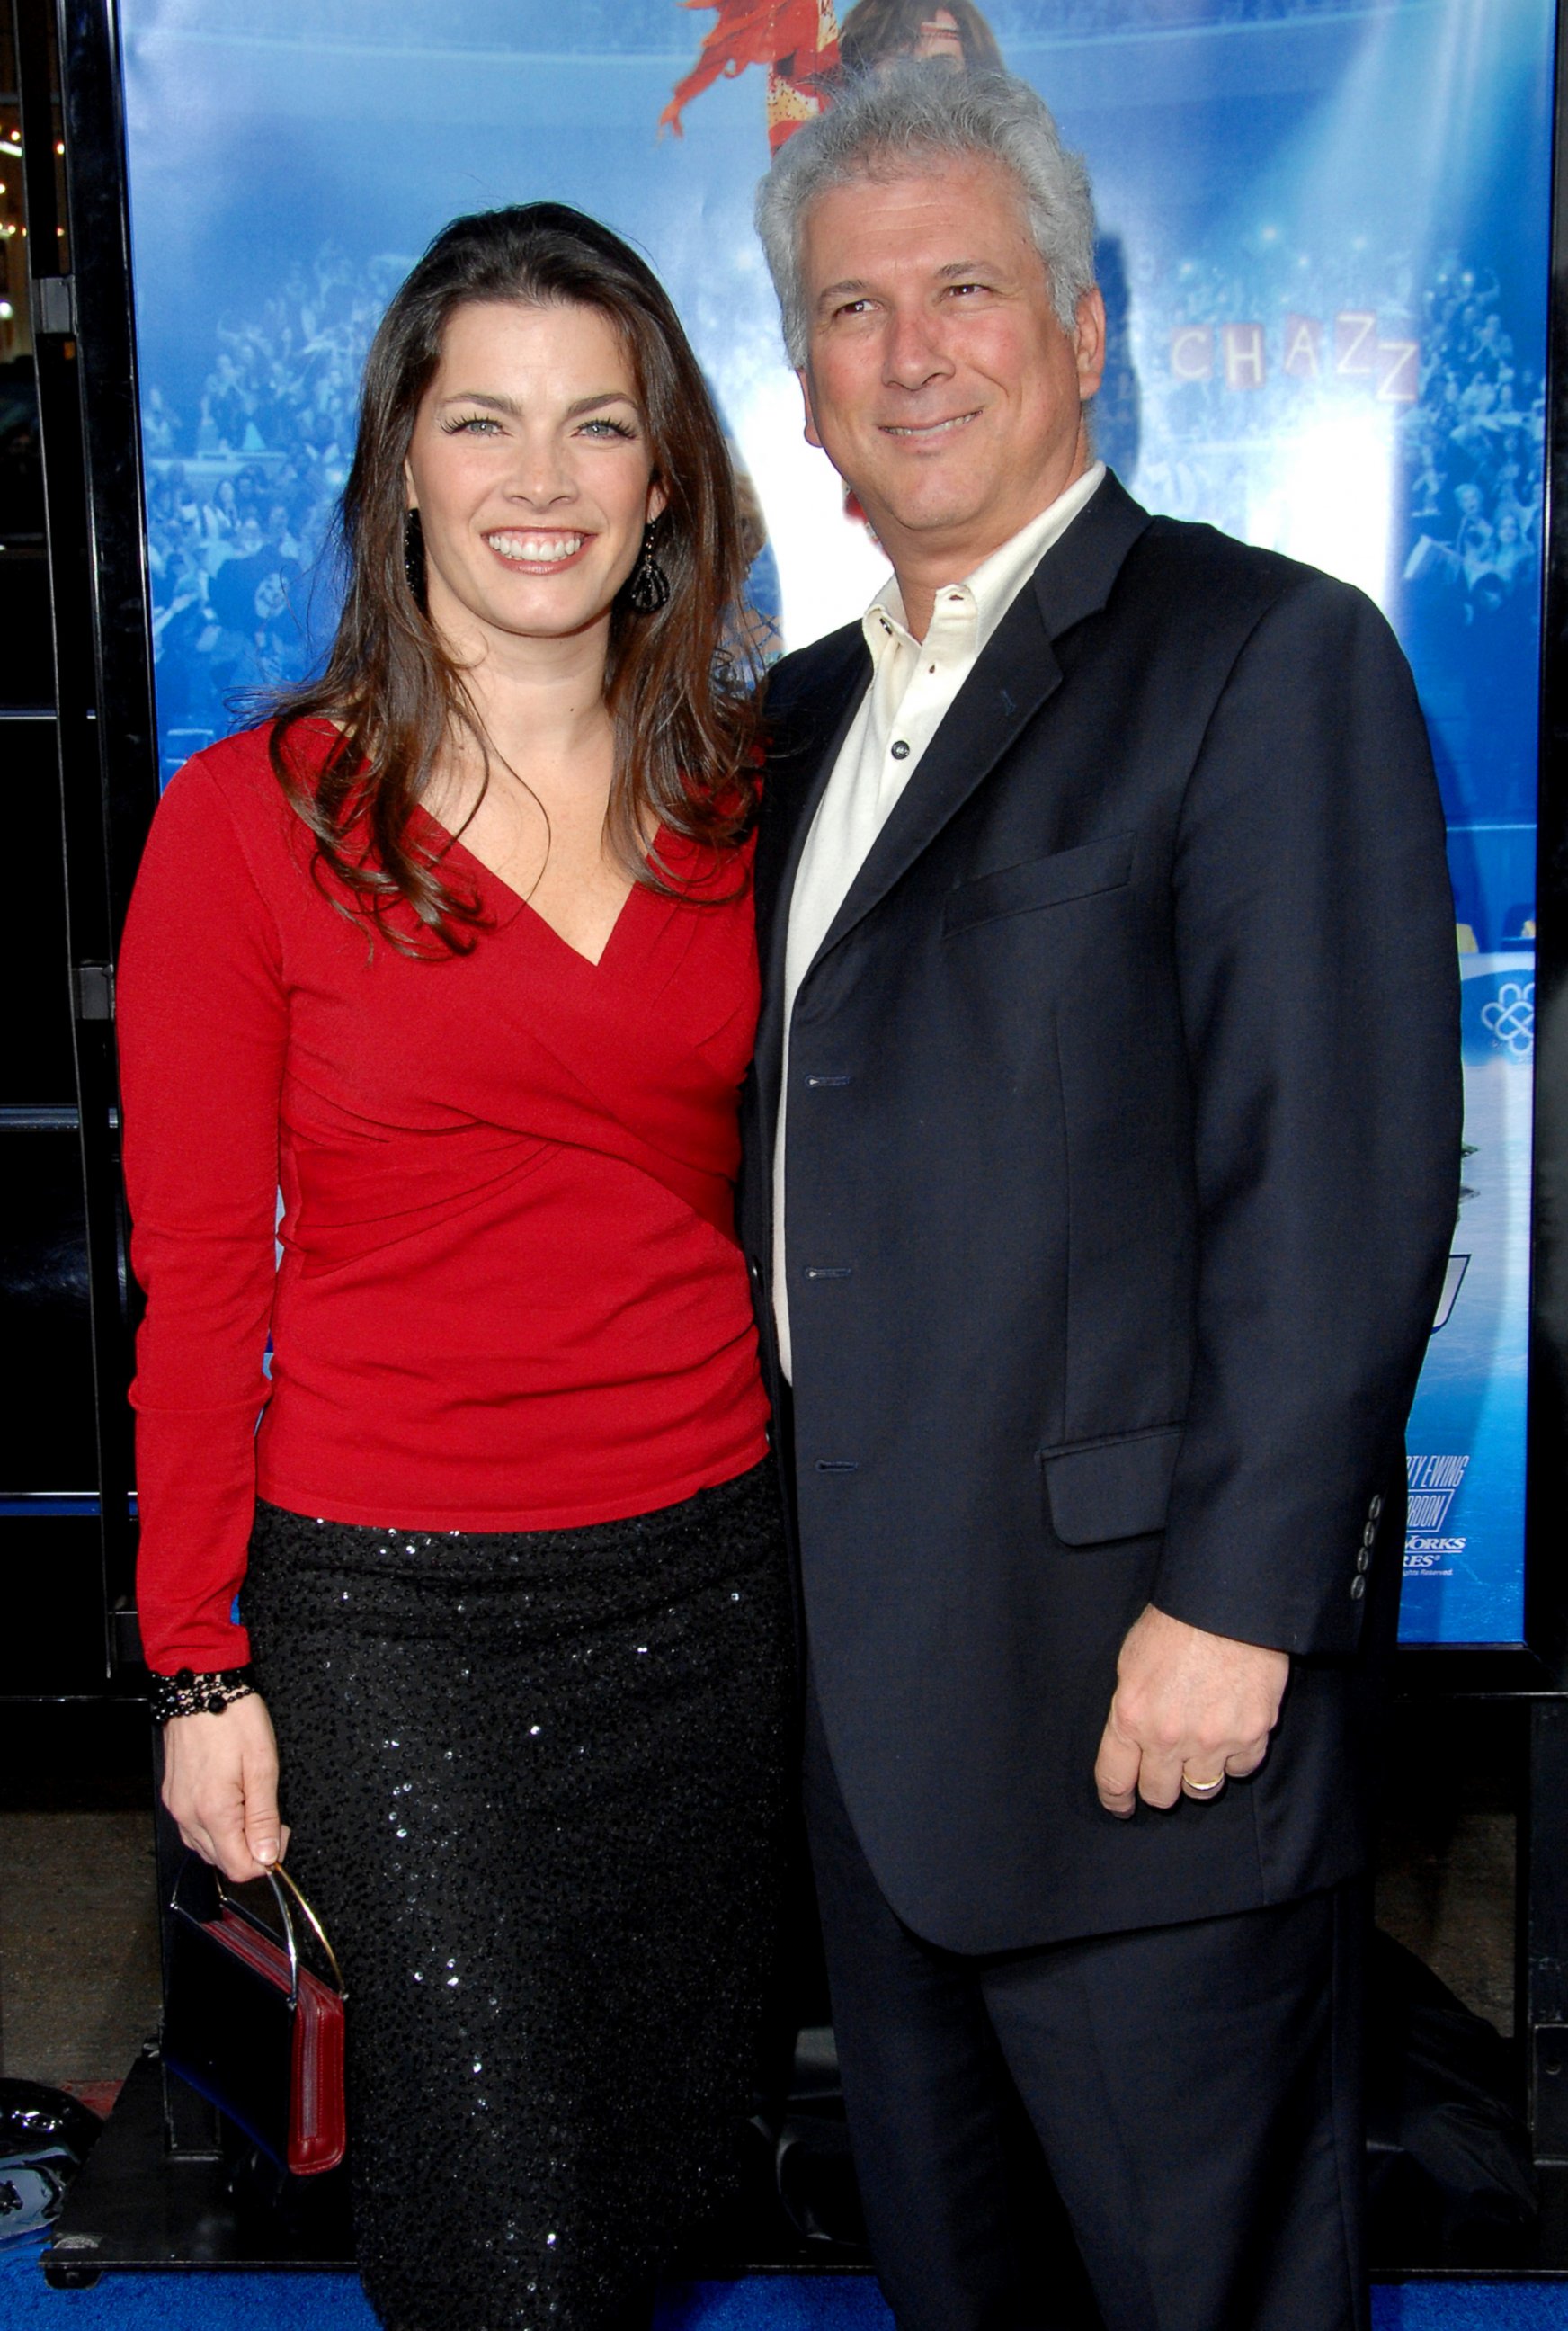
[1372,2296,1568,2328]
[4,2239,1567,2327]
[0,2245,897,2327]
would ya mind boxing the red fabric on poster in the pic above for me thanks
[661,0,840,152]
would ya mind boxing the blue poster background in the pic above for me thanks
[119,0,1551,1642]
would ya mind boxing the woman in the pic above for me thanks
[837,0,1003,77]
[118,203,794,2331]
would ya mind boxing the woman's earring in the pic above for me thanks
[404,507,427,608]
[627,519,670,614]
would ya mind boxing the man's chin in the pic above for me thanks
[865,488,992,550]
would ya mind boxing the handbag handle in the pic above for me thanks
[272,1862,346,2002]
[171,1853,346,2007]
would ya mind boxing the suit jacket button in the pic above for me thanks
[1362,1519,1377,1547]
[1350,1575,1367,1600]
[1356,1547,1371,1574]
[1369,1494,1384,1521]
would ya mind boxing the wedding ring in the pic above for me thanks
[1184,1773,1225,1795]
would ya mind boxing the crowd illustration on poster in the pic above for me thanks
[122,0,1551,1643]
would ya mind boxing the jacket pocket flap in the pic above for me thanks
[942,835,1134,937]
[1041,1426,1181,1546]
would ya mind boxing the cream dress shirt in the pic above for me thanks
[771,462,1107,1380]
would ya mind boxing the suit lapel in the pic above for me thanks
[753,622,870,1139]
[748,475,1154,1199]
[809,471,1153,969]
[813,590,1063,965]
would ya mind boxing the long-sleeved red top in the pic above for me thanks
[118,722,771,1675]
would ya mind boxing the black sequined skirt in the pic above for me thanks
[242,1461,796,2331]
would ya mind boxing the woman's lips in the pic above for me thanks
[484,529,592,568]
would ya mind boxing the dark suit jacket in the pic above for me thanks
[740,472,1462,1955]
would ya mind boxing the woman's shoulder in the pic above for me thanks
[147,718,341,897]
[172,714,335,793]
[159,717,335,831]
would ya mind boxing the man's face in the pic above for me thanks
[796,156,1104,584]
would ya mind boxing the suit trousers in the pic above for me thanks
[803,1685,1368,2331]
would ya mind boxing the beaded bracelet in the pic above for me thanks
[147,1664,257,1723]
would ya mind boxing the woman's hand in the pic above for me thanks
[162,1693,291,1883]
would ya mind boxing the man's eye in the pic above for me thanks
[947,281,989,299]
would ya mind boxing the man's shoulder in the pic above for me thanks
[1119,509,1386,641]
[763,620,868,719]
[1105,511,1421,746]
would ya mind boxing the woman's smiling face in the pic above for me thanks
[404,297,665,664]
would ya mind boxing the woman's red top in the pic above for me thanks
[118,722,771,1675]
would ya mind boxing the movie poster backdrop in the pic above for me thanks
[119,0,1552,1643]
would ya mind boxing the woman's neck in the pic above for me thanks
[456,622,613,781]
[420,620,639,961]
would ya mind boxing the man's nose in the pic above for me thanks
[882,307,953,392]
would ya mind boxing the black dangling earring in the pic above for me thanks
[403,507,427,610]
[627,519,670,615]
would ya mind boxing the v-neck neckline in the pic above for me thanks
[412,802,663,973]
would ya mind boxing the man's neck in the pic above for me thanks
[886,455,1099,642]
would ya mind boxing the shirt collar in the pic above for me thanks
[862,460,1107,660]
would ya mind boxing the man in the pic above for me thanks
[744,67,1460,2331]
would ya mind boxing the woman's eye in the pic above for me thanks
[580,416,637,440]
[442,414,502,435]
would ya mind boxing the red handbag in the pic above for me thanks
[163,1856,347,2175]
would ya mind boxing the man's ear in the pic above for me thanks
[797,366,824,451]
[1074,289,1108,405]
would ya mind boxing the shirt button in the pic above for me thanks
[890,740,911,761]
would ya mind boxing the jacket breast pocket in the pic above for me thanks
[942,835,1135,939]
[1040,1424,1182,1547]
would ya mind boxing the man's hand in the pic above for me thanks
[162,1692,291,1883]
[1094,1604,1288,1818]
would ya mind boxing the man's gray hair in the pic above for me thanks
[754,67,1097,366]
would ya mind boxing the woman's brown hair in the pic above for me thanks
[839,0,1004,77]
[269,202,760,951]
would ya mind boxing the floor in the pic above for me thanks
[0,1705,161,2106]
[4,2253,1568,2331]
[0,1810,162,2098]
[0,1696,1524,2100]
[1374,1697,1519,2037]
[0,1798,1511,2076]
[0,1696,1550,2324]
